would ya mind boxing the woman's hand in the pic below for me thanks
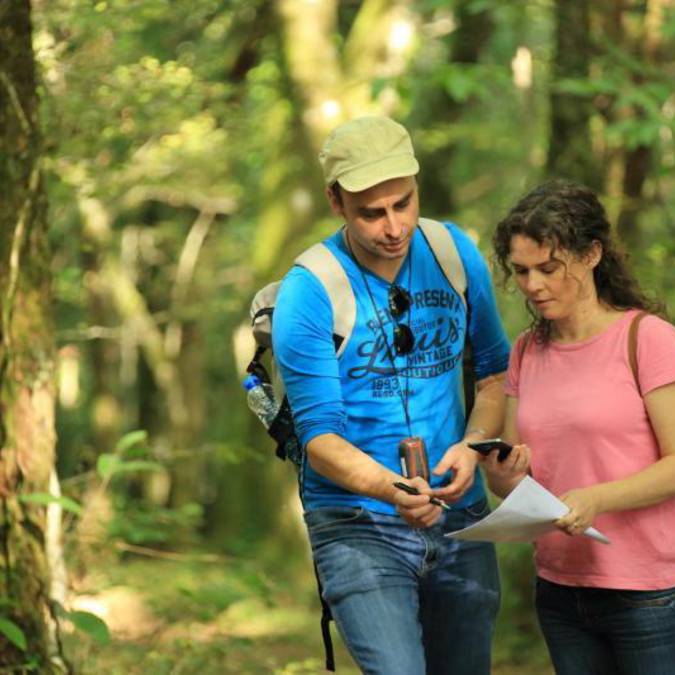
[481,443,530,498]
[555,486,602,536]
[482,442,530,478]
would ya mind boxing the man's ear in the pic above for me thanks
[325,186,344,217]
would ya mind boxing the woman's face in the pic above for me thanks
[508,234,598,321]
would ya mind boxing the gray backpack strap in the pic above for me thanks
[295,243,356,357]
[250,281,281,349]
[417,218,467,308]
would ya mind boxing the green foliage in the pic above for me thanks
[494,544,547,665]
[114,430,149,453]
[55,603,111,646]
[440,63,509,104]
[96,454,163,480]
[109,499,204,546]
[67,610,110,645]
[18,492,83,516]
[0,616,27,651]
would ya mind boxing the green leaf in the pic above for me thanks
[65,611,110,645]
[0,617,27,651]
[443,69,476,103]
[96,453,120,479]
[114,430,148,453]
[97,454,162,479]
[19,493,83,515]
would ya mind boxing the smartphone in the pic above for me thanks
[467,438,513,462]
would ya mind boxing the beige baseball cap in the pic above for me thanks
[319,116,419,192]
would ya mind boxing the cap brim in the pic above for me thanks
[337,155,419,192]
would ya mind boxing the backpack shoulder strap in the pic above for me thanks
[417,218,467,309]
[628,311,648,396]
[295,243,356,358]
[250,281,281,349]
[518,330,531,366]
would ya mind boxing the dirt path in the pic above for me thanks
[63,556,552,674]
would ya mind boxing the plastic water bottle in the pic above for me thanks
[243,374,279,428]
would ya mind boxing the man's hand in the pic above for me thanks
[430,442,478,503]
[393,476,443,528]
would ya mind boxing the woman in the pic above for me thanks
[485,180,675,674]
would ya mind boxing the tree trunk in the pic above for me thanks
[0,1,62,670]
[547,0,599,189]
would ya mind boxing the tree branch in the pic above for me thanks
[165,210,215,358]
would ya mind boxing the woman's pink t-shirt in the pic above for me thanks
[505,310,675,590]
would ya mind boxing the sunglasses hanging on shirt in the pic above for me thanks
[388,285,415,355]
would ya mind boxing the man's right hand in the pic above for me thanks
[393,476,443,528]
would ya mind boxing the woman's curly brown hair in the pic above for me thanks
[492,180,661,343]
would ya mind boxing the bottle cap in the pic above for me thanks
[242,374,261,391]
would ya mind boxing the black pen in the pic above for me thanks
[393,481,451,511]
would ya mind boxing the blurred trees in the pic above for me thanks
[547,0,675,253]
[1,0,672,668]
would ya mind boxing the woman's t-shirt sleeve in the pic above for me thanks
[637,315,675,395]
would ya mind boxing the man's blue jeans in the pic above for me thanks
[536,577,675,675]
[304,499,500,675]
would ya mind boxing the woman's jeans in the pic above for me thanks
[536,576,675,675]
[304,499,500,675]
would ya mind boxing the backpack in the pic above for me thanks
[246,218,473,467]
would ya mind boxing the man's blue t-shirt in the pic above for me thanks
[272,222,510,515]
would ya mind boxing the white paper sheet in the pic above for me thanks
[444,475,610,544]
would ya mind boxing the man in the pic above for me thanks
[272,116,510,674]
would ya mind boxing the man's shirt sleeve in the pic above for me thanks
[271,265,347,447]
[449,224,511,379]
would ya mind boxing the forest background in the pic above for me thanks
[1,0,674,673]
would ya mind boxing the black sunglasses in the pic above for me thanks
[388,285,414,355]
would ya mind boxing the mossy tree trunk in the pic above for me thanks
[0,1,61,671]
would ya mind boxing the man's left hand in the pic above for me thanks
[430,442,478,503]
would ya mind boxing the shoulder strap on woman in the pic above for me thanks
[628,311,648,396]
[518,330,531,366]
